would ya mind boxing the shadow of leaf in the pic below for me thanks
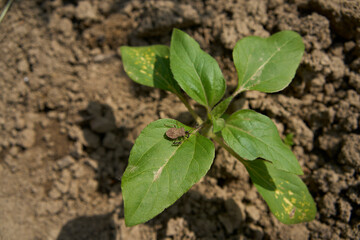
[57,213,116,240]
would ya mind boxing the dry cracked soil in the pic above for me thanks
[0,0,359,239]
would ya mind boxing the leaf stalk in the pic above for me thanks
[0,0,14,24]
[176,93,203,125]
[211,134,246,164]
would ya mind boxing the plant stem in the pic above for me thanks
[189,121,206,136]
[0,0,14,24]
[231,87,245,99]
[176,93,203,125]
[211,134,246,165]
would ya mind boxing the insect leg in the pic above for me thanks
[172,140,182,145]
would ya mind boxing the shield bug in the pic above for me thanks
[165,124,190,145]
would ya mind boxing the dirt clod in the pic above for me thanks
[339,134,360,171]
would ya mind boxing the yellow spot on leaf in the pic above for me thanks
[282,197,295,215]
[283,197,292,206]
[299,213,306,220]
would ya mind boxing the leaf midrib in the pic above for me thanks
[241,36,297,90]
[226,122,295,171]
[128,135,202,224]
[128,141,181,223]
[172,38,210,107]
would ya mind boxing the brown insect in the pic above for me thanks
[165,124,190,145]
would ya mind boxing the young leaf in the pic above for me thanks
[170,28,226,108]
[210,96,233,133]
[120,45,181,94]
[243,159,316,224]
[233,31,304,93]
[284,133,294,148]
[212,117,225,133]
[121,119,215,226]
[210,96,233,119]
[222,110,303,175]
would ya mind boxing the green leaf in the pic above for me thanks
[222,110,303,175]
[170,28,226,108]
[122,119,215,226]
[233,30,304,93]
[210,96,233,119]
[284,133,294,148]
[244,159,316,224]
[120,45,181,94]
[212,118,225,133]
[210,96,233,133]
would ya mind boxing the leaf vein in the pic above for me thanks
[242,37,296,90]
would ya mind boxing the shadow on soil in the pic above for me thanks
[56,213,117,240]
[77,101,131,195]
[144,189,249,239]
[56,189,249,240]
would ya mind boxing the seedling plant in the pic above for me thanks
[120,29,316,226]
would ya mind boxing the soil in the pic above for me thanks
[0,0,359,239]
